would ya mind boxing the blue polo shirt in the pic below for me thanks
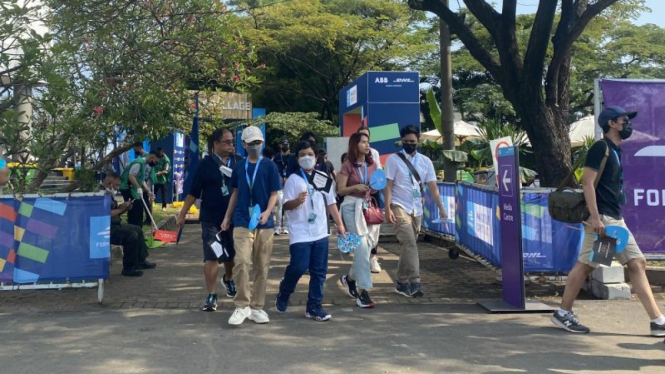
[187,154,240,225]
[230,158,282,229]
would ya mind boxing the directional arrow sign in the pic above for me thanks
[502,169,511,192]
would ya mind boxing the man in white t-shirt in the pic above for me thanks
[384,125,447,298]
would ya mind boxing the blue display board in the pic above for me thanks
[0,195,110,284]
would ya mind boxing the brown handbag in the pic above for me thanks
[548,141,609,223]
[363,196,385,225]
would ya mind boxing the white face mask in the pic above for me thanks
[298,155,316,170]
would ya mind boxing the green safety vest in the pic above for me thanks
[120,157,146,191]
[155,154,171,184]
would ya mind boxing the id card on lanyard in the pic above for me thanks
[612,149,626,205]
[246,158,262,216]
[220,156,232,196]
[358,162,369,209]
[409,153,422,198]
[300,169,317,224]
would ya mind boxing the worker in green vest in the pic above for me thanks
[120,151,159,226]
[154,147,171,211]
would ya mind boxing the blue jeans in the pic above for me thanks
[279,237,329,310]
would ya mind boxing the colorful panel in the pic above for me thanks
[34,198,67,216]
[18,203,33,218]
[0,202,16,222]
[25,219,58,240]
[17,242,49,263]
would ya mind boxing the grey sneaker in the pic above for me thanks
[650,322,665,337]
[394,281,411,298]
[409,283,424,298]
[550,311,590,334]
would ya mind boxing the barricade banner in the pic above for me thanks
[455,183,501,267]
[422,182,455,236]
[0,195,110,284]
[424,183,583,273]
[521,192,582,272]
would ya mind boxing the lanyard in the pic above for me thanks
[245,157,262,192]
[611,149,624,187]
[357,162,367,185]
[300,168,315,209]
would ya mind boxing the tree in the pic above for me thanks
[235,0,436,120]
[407,0,645,186]
[232,112,339,150]
[1,0,258,193]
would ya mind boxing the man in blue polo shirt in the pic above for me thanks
[176,128,239,312]
[222,126,282,326]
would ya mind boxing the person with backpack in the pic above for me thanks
[384,125,447,298]
[550,107,665,336]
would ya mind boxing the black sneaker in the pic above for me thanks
[650,322,665,337]
[221,276,237,298]
[394,281,411,298]
[550,311,590,333]
[340,275,358,299]
[202,293,218,312]
[139,260,156,270]
[275,292,289,313]
[121,268,143,277]
[356,290,376,309]
[409,283,424,298]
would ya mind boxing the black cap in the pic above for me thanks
[598,106,637,129]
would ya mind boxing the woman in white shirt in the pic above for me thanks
[275,141,346,322]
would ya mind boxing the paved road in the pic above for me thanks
[1,225,664,373]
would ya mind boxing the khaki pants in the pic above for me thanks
[392,205,422,283]
[578,214,644,267]
[232,227,275,309]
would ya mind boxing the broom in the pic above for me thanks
[140,197,178,243]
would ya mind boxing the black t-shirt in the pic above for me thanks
[273,152,290,179]
[187,154,240,224]
[585,138,623,219]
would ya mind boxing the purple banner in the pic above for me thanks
[497,147,525,309]
[600,80,665,255]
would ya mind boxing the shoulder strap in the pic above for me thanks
[593,140,610,188]
[396,152,422,184]
[555,140,609,190]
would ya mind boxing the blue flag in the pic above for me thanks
[183,96,200,196]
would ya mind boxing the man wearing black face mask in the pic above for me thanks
[384,125,447,298]
[551,107,665,337]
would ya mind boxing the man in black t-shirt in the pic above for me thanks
[176,128,239,312]
[551,106,665,337]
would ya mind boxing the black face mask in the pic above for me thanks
[280,146,289,152]
[619,122,633,140]
[148,161,157,167]
[403,143,417,154]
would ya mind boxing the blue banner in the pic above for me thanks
[423,183,583,273]
[0,195,110,283]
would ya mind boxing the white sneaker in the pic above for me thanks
[247,309,270,324]
[282,228,289,235]
[228,307,251,325]
[370,256,382,273]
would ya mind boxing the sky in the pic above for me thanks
[447,0,665,27]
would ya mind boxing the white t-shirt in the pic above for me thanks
[284,172,337,245]
[385,151,437,216]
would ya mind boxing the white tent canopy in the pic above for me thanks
[421,121,480,141]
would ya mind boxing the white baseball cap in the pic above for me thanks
[241,126,264,143]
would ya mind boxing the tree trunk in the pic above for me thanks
[439,14,457,183]
[517,102,572,187]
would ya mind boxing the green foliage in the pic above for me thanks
[1,0,259,193]
[230,112,339,150]
[459,118,531,170]
[236,0,436,120]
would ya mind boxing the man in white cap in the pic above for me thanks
[222,126,282,326]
